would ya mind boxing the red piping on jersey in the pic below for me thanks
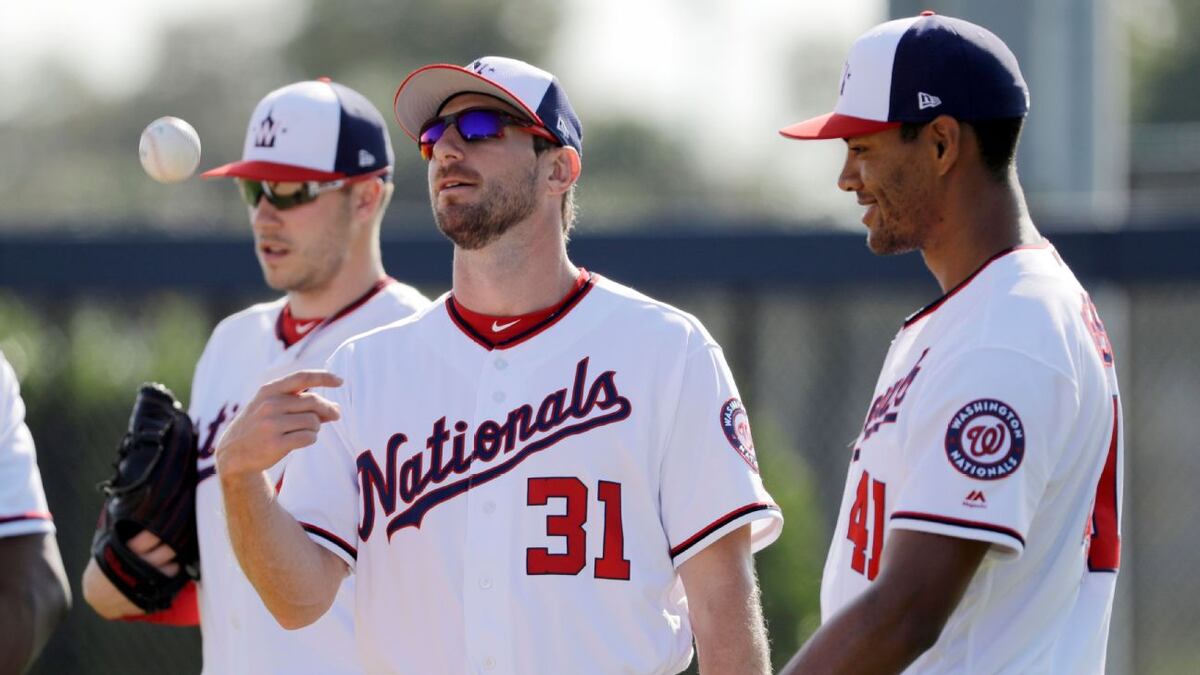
[301,522,357,560]
[890,511,1025,547]
[445,270,596,351]
[0,511,52,525]
[669,502,779,560]
[902,241,1052,329]
[275,277,396,348]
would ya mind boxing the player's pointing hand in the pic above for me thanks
[215,370,343,479]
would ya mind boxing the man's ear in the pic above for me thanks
[927,115,961,177]
[546,147,581,196]
[351,178,389,222]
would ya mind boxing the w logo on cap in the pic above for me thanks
[254,110,284,148]
[918,92,942,110]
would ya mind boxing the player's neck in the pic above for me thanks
[287,249,386,319]
[451,218,577,316]
[921,176,1040,293]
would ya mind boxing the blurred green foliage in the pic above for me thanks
[1,292,213,674]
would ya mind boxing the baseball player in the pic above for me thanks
[80,79,429,674]
[215,56,783,674]
[0,350,71,673]
[777,13,1124,674]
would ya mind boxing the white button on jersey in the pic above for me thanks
[280,274,783,675]
[189,281,428,675]
[822,244,1123,674]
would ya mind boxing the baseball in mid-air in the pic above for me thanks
[139,116,202,183]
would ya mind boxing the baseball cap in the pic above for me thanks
[780,12,1029,140]
[393,56,583,156]
[203,78,394,181]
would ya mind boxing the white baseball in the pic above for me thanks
[139,116,202,183]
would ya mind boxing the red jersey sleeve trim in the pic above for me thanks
[301,522,357,561]
[890,511,1025,548]
[0,511,52,525]
[669,502,778,560]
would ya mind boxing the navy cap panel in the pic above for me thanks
[330,82,394,177]
[887,15,1029,124]
[533,79,583,156]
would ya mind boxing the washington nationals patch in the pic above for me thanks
[721,398,759,472]
[944,398,1024,480]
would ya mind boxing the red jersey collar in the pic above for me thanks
[447,269,594,351]
[276,277,395,348]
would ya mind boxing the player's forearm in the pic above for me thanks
[692,581,772,675]
[778,585,938,675]
[680,527,771,675]
[221,470,346,629]
[0,533,71,673]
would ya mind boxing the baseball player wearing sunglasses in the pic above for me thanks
[217,57,783,674]
[80,79,429,675]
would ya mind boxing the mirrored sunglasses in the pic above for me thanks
[418,107,559,160]
[236,169,388,210]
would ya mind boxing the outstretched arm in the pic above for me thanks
[217,370,349,630]
[0,532,71,674]
[679,525,771,675]
[780,530,989,675]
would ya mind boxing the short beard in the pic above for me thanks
[866,218,921,256]
[434,164,538,250]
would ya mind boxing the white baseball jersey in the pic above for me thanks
[0,350,55,539]
[279,273,783,675]
[821,242,1123,674]
[191,279,428,675]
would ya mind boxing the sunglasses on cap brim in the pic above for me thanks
[418,107,559,160]
[236,168,389,211]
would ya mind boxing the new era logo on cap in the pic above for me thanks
[393,55,583,157]
[202,79,394,182]
[780,13,1029,140]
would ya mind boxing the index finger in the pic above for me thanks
[261,370,344,396]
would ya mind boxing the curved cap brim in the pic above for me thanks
[393,64,544,142]
[779,112,900,140]
[200,160,344,182]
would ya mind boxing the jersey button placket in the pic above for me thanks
[465,352,517,670]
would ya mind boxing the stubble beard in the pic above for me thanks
[865,165,931,256]
[263,200,353,294]
[434,164,539,251]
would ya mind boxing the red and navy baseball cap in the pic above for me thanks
[203,78,394,181]
[392,56,583,157]
[780,12,1029,140]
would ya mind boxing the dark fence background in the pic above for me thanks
[3,225,1197,674]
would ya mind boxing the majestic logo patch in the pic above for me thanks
[945,399,1024,480]
[721,398,758,472]
[963,490,987,508]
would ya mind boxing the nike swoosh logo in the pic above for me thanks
[294,320,320,336]
[491,319,520,332]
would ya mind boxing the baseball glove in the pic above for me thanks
[92,382,200,613]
